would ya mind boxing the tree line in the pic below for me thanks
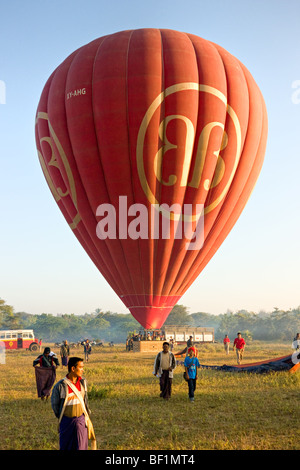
[0,298,299,343]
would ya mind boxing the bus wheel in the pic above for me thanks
[29,343,39,352]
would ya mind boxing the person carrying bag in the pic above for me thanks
[51,357,97,450]
[61,378,97,450]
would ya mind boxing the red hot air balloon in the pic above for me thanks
[35,29,268,329]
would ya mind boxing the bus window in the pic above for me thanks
[0,333,4,339]
[6,333,11,339]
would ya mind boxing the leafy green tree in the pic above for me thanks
[163,305,190,326]
[1,297,299,343]
[33,314,68,341]
[87,314,110,337]
[0,298,24,329]
[242,330,253,341]
[190,311,222,331]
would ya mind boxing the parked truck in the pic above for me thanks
[162,325,214,344]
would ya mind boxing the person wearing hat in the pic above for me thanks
[184,347,200,402]
[233,332,246,365]
[33,347,59,401]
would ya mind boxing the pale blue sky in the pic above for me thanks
[0,0,299,317]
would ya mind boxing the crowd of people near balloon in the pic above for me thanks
[126,330,167,350]
[30,329,300,449]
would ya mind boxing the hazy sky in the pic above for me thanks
[0,0,299,318]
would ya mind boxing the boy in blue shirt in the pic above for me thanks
[184,347,200,402]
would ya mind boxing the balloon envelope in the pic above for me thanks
[35,29,268,329]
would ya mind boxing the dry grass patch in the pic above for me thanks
[0,341,299,450]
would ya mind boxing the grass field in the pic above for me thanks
[0,341,299,450]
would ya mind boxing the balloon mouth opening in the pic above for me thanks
[129,307,172,329]
[121,295,181,329]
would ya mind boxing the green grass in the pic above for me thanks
[0,341,299,450]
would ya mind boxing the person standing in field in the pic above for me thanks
[33,347,59,401]
[81,339,92,362]
[293,333,300,350]
[153,342,176,400]
[51,356,96,450]
[184,347,200,402]
[223,335,230,355]
[60,340,70,368]
[233,332,246,364]
[0,340,5,364]
[186,335,193,355]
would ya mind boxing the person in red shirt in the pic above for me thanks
[233,332,246,364]
[223,335,230,355]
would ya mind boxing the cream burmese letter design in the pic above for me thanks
[137,82,241,221]
[35,112,81,230]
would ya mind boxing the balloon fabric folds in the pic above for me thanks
[35,29,268,329]
[198,354,300,374]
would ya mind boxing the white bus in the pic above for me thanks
[0,329,39,351]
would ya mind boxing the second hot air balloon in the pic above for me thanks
[35,29,268,329]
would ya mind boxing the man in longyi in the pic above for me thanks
[51,356,96,450]
[60,340,70,368]
[33,346,59,401]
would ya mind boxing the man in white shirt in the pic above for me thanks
[154,342,176,400]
